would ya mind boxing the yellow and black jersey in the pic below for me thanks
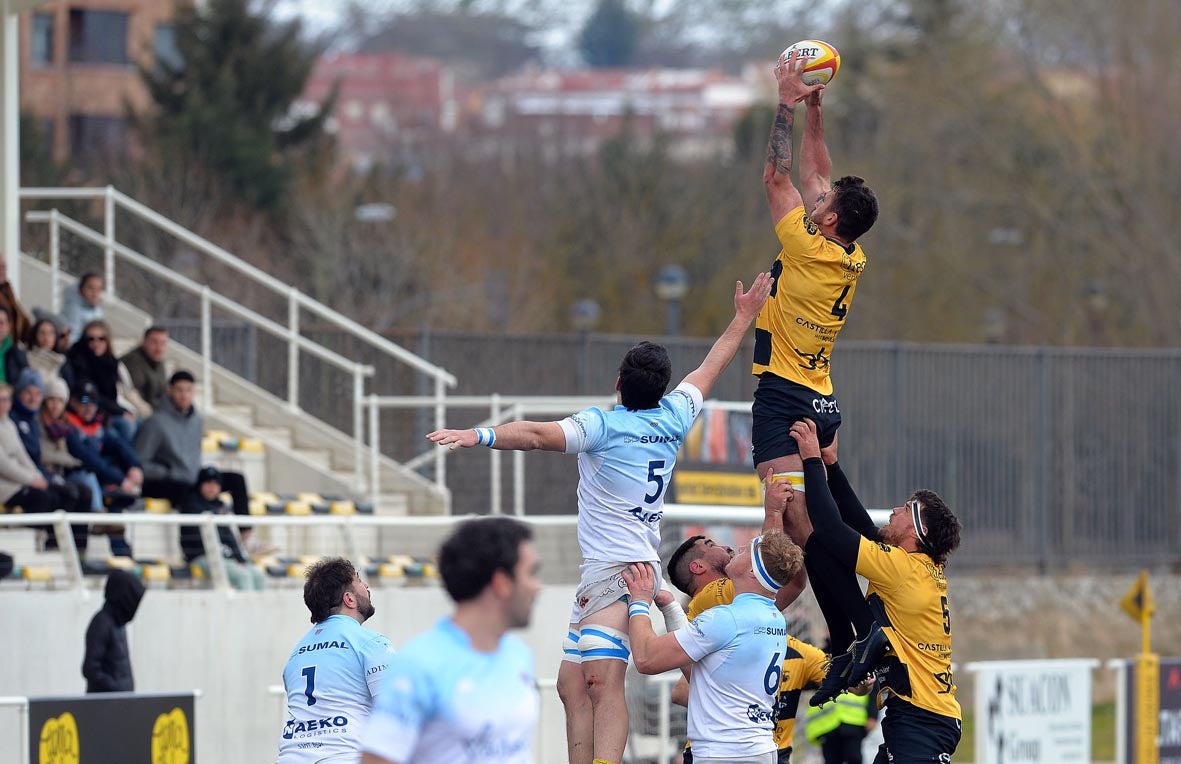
[752,206,866,395]
[856,536,961,721]
[686,577,735,621]
[685,578,825,751]
[772,635,828,750]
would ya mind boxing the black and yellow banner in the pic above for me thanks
[29,692,195,764]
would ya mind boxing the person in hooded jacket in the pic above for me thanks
[83,569,145,693]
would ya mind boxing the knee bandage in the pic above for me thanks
[562,628,583,664]
[772,471,806,493]
[577,625,631,663]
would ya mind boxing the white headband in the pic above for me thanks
[909,499,930,550]
[750,535,782,593]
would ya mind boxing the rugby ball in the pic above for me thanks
[781,39,841,86]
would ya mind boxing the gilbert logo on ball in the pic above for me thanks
[781,40,841,86]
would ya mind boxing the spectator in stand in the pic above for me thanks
[0,306,28,385]
[62,272,104,341]
[26,318,68,383]
[1,383,77,550]
[0,551,11,580]
[135,370,251,524]
[10,370,92,553]
[82,569,145,693]
[180,466,265,590]
[67,381,141,556]
[63,320,150,443]
[120,326,170,412]
[0,255,32,346]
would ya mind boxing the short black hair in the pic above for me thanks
[618,341,672,410]
[666,535,706,595]
[144,325,169,340]
[912,489,961,567]
[303,557,359,624]
[169,370,195,386]
[438,517,532,604]
[832,176,879,242]
[79,272,104,290]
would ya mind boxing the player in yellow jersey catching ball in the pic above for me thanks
[754,49,880,673]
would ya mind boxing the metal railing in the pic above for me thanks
[2,505,890,594]
[20,185,458,497]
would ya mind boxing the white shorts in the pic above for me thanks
[693,754,777,764]
[568,560,662,624]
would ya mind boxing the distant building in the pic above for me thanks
[18,0,181,162]
[467,67,761,162]
[299,52,458,172]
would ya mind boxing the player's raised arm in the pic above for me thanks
[764,51,824,225]
[426,421,566,452]
[800,87,833,208]
[682,273,773,399]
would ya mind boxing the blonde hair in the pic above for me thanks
[758,530,804,588]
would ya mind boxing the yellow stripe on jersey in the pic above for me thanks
[685,578,825,751]
[855,536,961,721]
[752,206,866,395]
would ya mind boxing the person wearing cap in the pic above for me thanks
[622,531,803,764]
[135,370,252,527]
[8,369,93,552]
[0,305,29,385]
[180,466,265,591]
[26,317,68,383]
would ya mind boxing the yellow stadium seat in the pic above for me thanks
[377,563,404,579]
[144,498,173,514]
[239,438,265,453]
[285,501,312,516]
[329,501,356,516]
[190,562,207,580]
[201,437,220,453]
[141,564,171,581]
[107,556,136,569]
[297,492,324,504]
[421,562,439,579]
[22,566,52,582]
[248,499,268,516]
[298,555,321,565]
[286,563,309,578]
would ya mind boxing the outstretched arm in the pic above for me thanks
[623,564,693,675]
[800,88,833,209]
[764,51,824,225]
[789,419,861,567]
[426,421,566,452]
[682,273,773,398]
[821,433,880,541]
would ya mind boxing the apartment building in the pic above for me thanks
[18,0,179,161]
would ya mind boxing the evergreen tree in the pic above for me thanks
[136,0,333,210]
[578,0,640,68]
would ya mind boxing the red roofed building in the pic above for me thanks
[300,52,458,171]
[468,67,760,161]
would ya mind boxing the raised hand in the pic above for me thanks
[774,50,825,105]
[735,271,774,320]
[788,418,822,460]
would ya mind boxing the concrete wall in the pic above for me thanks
[3,573,1179,763]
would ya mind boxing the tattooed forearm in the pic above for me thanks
[766,104,796,177]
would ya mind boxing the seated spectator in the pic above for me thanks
[62,272,104,340]
[0,306,28,385]
[135,371,251,526]
[119,326,170,412]
[0,383,85,551]
[10,370,92,552]
[180,466,265,591]
[26,318,68,383]
[63,320,149,444]
[0,255,32,346]
[0,550,11,579]
[67,382,141,556]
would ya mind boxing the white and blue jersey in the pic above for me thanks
[360,617,538,764]
[278,614,394,764]
[674,592,787,759]
[558,381,703,564]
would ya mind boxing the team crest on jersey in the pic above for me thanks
[876,542,893,554]
[802,214,819,235]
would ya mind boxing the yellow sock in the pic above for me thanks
[592,760,618,764]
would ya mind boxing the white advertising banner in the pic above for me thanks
[968,659,1099,764]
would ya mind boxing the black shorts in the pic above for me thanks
[872,696,961,763]
[751,373,841,466]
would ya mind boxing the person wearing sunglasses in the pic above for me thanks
[63,320,150,446]
[789,418,963,764]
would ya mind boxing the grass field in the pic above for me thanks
[953,702,1116,762]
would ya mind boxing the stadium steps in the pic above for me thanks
[17,255,450,524]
